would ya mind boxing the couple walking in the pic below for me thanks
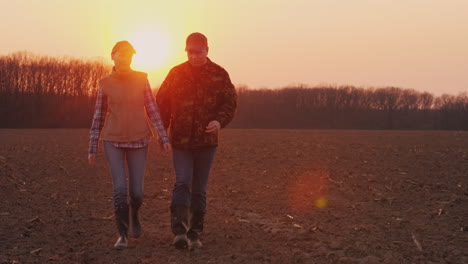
[88,32,237,250]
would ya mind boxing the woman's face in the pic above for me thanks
[112,51,133,68]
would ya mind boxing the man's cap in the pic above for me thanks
[185,32,208,51]
[111,41,136,55]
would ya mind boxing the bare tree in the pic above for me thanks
[1,52,467,129]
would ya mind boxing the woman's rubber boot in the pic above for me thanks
[130,200,142,238]
[114,203,129,250]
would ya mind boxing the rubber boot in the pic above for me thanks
[187,210,205,250]
[130,200,142,238]
[171,206,189,249]
[114,203,129,250]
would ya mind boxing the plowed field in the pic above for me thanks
[1,129,467,264]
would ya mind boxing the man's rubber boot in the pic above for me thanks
[187,210,205,250]
[114,203,129,250]
[171,206,189,249]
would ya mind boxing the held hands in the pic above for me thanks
[88,154,97,168]
[158,137,172,155]
[205,120,221,134]
[161,143,172,155]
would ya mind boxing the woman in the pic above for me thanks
[88,40,171,249]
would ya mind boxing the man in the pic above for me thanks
[156,32,237,250]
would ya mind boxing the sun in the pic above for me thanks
[128,29,171,72]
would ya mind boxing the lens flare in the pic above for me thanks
[315,197,328,209]
[287,168,329,211]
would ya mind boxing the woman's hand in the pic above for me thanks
[162,143,172,155]
[88,154,97,168]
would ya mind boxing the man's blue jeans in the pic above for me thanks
[103,141,148,210]
[171,146,217,212]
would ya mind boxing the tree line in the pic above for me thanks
[230,86,468,130]
[0,52,109,127]
[1,52,467,130]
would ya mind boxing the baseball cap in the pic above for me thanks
[111,41,136,55]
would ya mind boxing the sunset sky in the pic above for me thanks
[1,0,467,95]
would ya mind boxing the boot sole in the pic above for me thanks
[189,240,202,251]
[114,237,128,250]
[114,243,127,250]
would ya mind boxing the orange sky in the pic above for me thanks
[1,0,467,95]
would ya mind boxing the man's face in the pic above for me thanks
[186,43,208,67]
[112,50,133,68]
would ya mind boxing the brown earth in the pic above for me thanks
[0,129,467,264]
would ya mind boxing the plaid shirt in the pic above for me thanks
[88,80,169,154]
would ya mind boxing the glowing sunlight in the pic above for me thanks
[128,28,171,72]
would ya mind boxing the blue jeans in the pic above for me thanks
[103,141,148,210]
[171,147,217,212]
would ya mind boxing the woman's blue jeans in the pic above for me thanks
[103,141,148,210]
[171,146,217,212]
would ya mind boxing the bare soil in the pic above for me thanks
[0,129,467,264]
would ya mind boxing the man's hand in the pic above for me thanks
[205,120,221,134]
[162,143,172,155]
[88,154,97,168]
